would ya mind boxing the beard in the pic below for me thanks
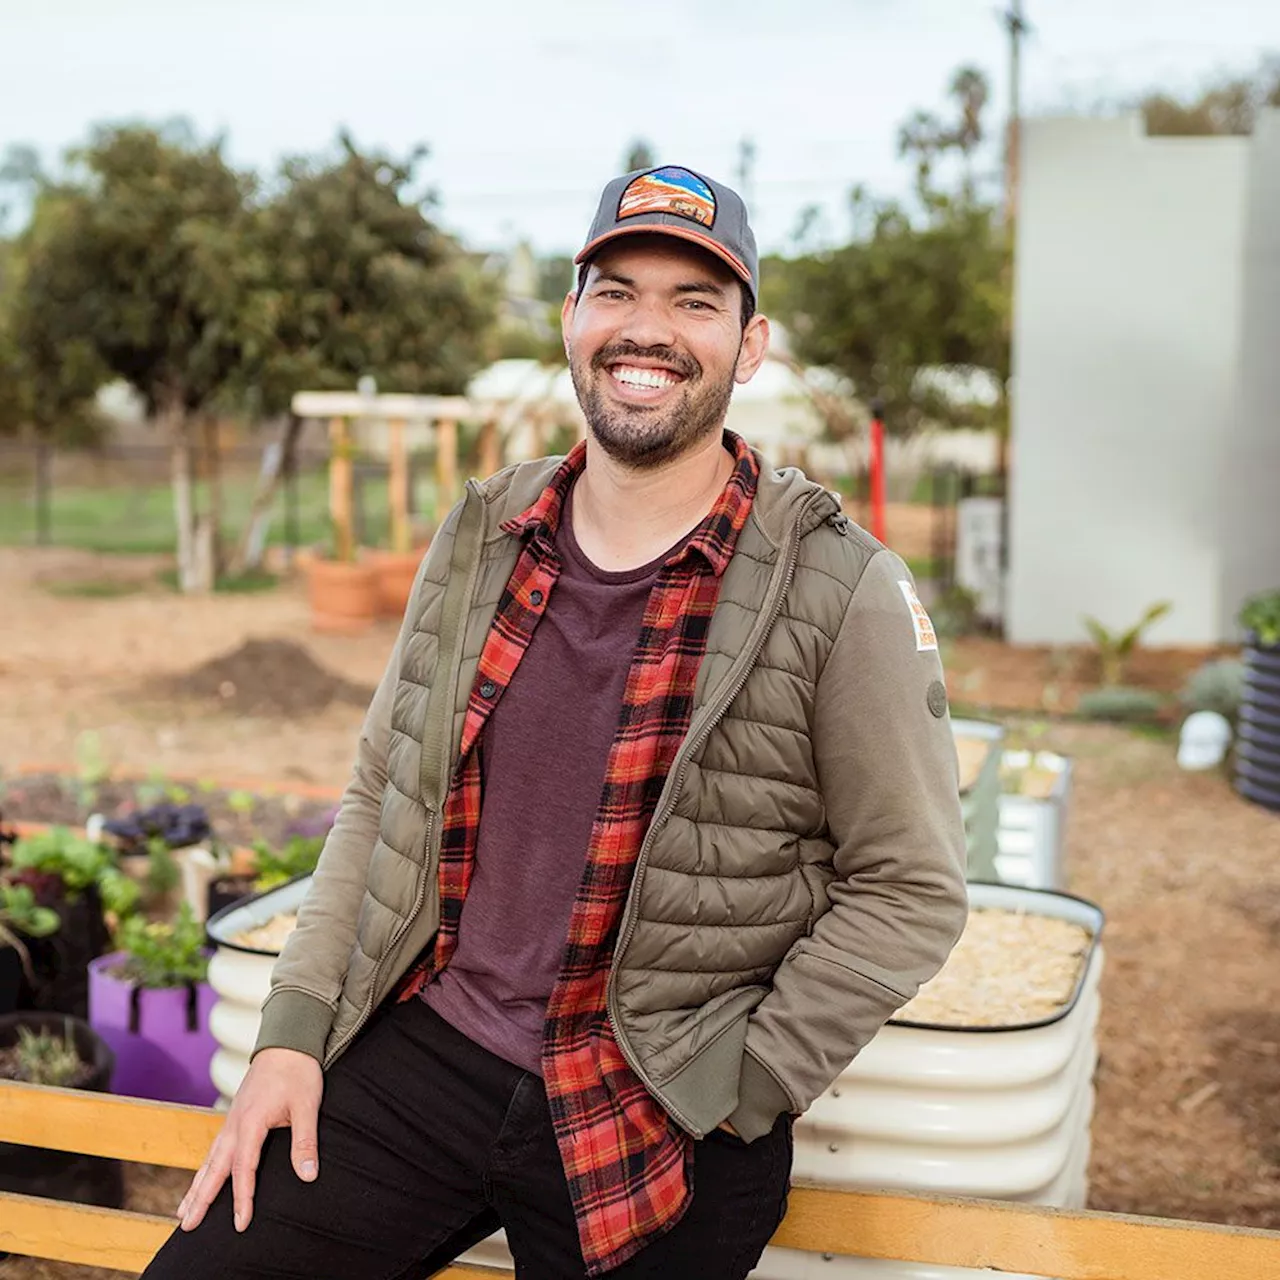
[570,341,737,470]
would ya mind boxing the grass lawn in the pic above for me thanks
[0,469,432,555]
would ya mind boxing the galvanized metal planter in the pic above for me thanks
[1236,639,1280,813]
[952,720,1005,881]
[996,750,1074,890]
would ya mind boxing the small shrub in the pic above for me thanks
[1077,686,1167,723]
[930,585,982,640]
[9,828,140,918]
[1081,601,1173,686]
[1178,659,1245,719]
[1238,589,1280,648]
[115,902,209,988]
[12,1023,83,1087]
[251,834,326,891]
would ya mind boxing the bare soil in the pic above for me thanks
[0,547,1277,1278]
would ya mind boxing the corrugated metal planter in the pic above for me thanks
[756,882,1104,1280]
[1236,640,1280,813]
[204,876,312,1106]
[952,720,1005,880]
[996,750,1074,889]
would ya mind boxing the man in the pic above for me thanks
[151,165,967,1279]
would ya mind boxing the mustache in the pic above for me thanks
[589,343,700,381]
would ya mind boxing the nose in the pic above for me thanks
[616,292,678,351]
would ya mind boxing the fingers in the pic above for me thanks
[231,1126,266,1232]
[290,1104,320,1182]
[179,1139,233,1232]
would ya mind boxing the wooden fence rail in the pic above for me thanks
[1,1081,1278,1279]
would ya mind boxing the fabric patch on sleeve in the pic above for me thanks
[897,579,938,652]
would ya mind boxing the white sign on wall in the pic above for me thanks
[956,496,1006,623]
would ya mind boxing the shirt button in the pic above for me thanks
[530,589,544,606]
[479,680,497,700]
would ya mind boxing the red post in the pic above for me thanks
[869,402,887,545]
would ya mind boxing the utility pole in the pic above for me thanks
[1002,0,1028,224]
[736,137,757,209]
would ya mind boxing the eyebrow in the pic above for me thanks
[590,271,728,300]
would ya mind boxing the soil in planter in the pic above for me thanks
[156,637,374,717]
[2,773,338,852]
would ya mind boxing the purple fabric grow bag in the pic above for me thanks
[87,951,218,1106]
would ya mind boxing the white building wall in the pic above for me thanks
[1009,116,1251,645]
[1220,111,1280,634]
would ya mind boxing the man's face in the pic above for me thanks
[562,234,769,469]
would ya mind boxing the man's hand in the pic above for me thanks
[177,1048,323,1234]
[716,1121,739,1137]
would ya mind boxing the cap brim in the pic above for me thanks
[574,224,753,295]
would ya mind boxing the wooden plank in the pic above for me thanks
[2,1186,1278,1280]
[329,414,354,562]
[478,417,501,479]
[0,1081,220,1168]
[774,1185,1280,1280]
[293,392,496,421]
[436,417,459,513]
[387,417,411,554]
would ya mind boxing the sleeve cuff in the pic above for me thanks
[251,989,335,1065]
[726,1050,795,1143]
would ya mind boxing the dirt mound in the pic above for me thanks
[162,638,375,717]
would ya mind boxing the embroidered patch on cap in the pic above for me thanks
[897,580,938,652]
[618,167,716,228]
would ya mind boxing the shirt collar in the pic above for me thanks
[501,431,759,578]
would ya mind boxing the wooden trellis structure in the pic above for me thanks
[2,1081,1278,1277]
[291,392,506,559]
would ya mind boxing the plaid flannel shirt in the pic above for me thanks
[397,431,759,1273]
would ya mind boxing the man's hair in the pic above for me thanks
[575,261,755,331]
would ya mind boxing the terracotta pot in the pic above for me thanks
[365,548,426,617]
[303,554,380,634]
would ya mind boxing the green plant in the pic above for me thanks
[115,902,209,988]
[930,585,981,640]
[0,881,60,982]
[1178,658,1246,719]
[10,1021,84,1086]
[1081,601,1173,686]
[1238,589,1280,648]
[251,834,325,891]
[9,828,140,918]
[1077,686,1167,723]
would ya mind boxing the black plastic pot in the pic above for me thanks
[1236,639,1280,813]
[18,882,111,1018]
[206,873,258,920]
[0,1011,125,1209]
[0,947,21,1017]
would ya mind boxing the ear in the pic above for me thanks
[734,314,771,384]
[561,290,577,358]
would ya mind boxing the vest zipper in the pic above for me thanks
[324,483,488,1068]
[605,490,827,1134]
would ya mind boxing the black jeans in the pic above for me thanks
[144,997,792,1279]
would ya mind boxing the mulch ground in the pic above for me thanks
[0,546,1278,1277]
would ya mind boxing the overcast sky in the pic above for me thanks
[4,0,1280,254]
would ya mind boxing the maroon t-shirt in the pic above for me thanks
[424,485,693,1075]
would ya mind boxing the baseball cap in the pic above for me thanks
[575,165,759,306]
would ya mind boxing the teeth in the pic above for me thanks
[612,367,676,389]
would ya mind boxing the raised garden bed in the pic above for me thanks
[2,771,338,851]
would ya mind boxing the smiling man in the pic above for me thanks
[148,166,968,1280]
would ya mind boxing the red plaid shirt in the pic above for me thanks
[398,431,759,1272]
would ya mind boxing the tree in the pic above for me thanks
[6,123,260,588]
[766,66,1009,437]
[623,138,657,172]
[1139,60,1280,136]
[220,135,498,572]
